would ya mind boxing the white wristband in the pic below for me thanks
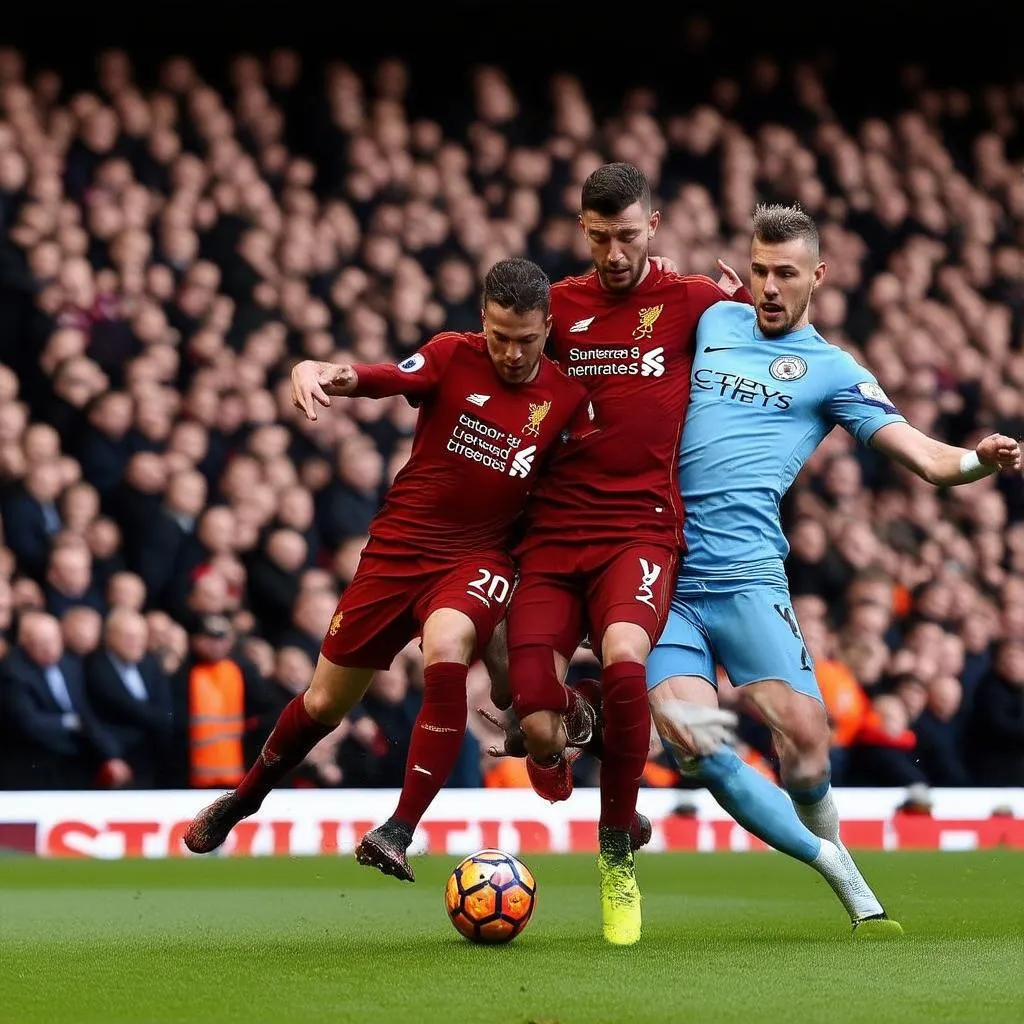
[958,450,991,482]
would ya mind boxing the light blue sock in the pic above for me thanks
[684,747,822,863]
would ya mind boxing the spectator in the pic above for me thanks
[0,610,131,789]
[106,570,147,612]
[44,542,106,618]
[130,468,208,610]
[2,460,64,579]
[276,588,338,662]
[166,613,279,789]
[913,676,973,786]
[61,605,104,661]
[969,642,1024,786]
[85,608,173,788]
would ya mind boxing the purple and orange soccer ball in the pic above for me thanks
[444,849,537,944]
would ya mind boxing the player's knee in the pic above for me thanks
[304,659,373,725]
[773,699,831,779]
[421,609,476,665]
[519,710,564,760]
[304,680,344,725]
[600,621,650,666]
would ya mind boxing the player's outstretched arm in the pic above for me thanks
[870,422,1021,486]
[291,359,357,421]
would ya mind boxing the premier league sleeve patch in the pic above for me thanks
[399,353,425,373]
[852,381,899,414]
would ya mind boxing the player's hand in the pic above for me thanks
[715,259,745,297]
[650,255,680,275]
[657,702,739,758]
[476,708,528,758]
[976,433,1021,471]
[291,360,357,421]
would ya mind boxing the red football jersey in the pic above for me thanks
[521,262,745,551]
[351,331,594,555]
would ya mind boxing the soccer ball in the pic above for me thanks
[444,849,537,944]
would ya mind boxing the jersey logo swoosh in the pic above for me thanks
[703,346,734,352]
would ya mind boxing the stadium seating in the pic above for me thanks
[0,42,1022,791]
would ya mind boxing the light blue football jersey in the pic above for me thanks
[677,301,905,591]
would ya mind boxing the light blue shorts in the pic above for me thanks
[646,585,822,702]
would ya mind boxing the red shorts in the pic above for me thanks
[507,540,678,658]
[320,545,515,670]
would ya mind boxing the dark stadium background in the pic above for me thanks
[4,2,1023,82]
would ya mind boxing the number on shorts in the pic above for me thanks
[468,567,511,605]
[773,604,812,672]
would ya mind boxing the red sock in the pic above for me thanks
[509,644,570,720]
[394,662,469,830]
[235,694,332,806]
[599,661,650,830]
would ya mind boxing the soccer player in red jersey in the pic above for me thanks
[183,258,594,879]
[506,163,751,944]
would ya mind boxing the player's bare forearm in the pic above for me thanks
[871,422,1020,486]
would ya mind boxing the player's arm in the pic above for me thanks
[869,422,1021,486]
[823,359,1021,486]
[290,335,460,421]
[651,255,751,304]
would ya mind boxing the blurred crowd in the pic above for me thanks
[0,38,1022,793]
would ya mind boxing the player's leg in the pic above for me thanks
[647,602,824,863]
[507,557,589,802]
[357,556,513,880]
[357,608,478,881]
[185,565,406,854]
[719,589,902,936]
[184,655,374,854]
[650,675,826,865]
[586,544,676,946]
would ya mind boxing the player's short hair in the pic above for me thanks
[482,257,550,316]
[581,162,651,216]
[752,202,820,260]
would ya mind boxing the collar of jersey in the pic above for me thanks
[752,321,818,344]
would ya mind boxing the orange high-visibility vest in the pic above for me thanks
[188,659,246,788]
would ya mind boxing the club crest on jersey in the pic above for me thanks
[769,355,807,381]
[632,304,664,341]
[523,399,552,437]
[329,611,343,636]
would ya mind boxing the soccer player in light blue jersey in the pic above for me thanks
[648,203,1021,936]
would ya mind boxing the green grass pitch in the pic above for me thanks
[1,852,1022,1023]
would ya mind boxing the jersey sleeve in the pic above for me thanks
[351,332,462,401]
[546,288,570,364]
[821,353,906,445]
